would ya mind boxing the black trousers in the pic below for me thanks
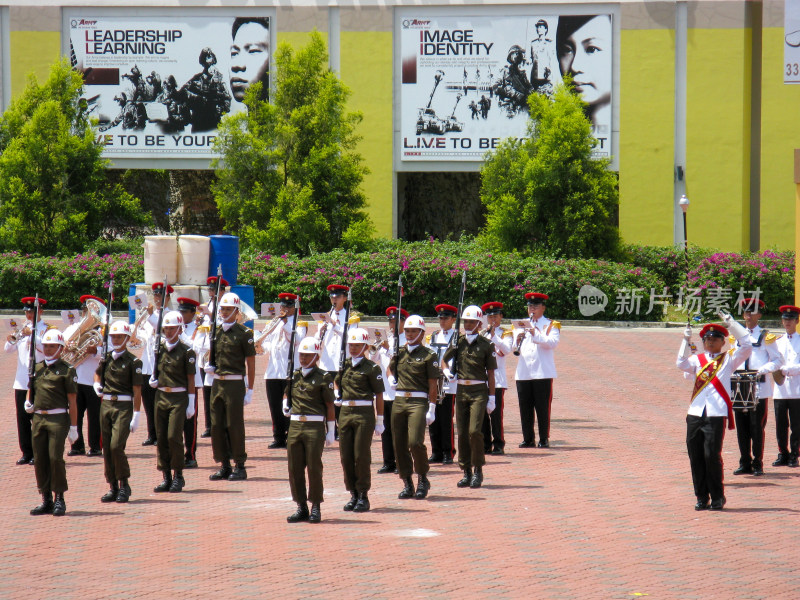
[183,404,198,462]
[733,398,768,468]
[266,378,289,445]
[202,384,211,432]
[428,393,454,458]
[141,378,157,441]
[381,399,395,466]
[14,389,33,459]
[516,379,553,444]
[686,413,726,502]
[72,383,101,452]
[482,388,506,451]
[774,397,800,456]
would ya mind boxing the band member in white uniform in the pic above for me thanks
[770,305,800,468]
[426,304,458,464]
[375,306,407,474]
[481,301,513,455]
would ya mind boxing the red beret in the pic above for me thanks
[327,284,349,294]
[481,301,504,315]
[435,304,458,316]
[176,297,200,309]
[79,295,105,306]
[278,292,299,303]
[779,305,800,318]
[151,282,174,294]
[207,276,229,287]
[385,306,410,319]
[21,297,47,307]
[699,323,729,339]
[739,298,765,311]
[525,292,549,303]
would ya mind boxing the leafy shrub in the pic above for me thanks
[622,244,713,292]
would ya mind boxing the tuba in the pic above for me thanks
[62,298,106,366]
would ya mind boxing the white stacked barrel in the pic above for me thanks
[143,236,179,285]
[173,285,201,304]
[178,235,211,285]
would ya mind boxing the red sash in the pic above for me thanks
[695,353,735,430]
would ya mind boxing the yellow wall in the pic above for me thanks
[618,29,676,246]
[9,31,61,97]
[760,27,800,249]
[685,28,751,249]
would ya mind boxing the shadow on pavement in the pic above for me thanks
[482,484,542,490]
[723,507,800,513]
[67,510,124,517]
[370,507,428,514]
[320,518,382,525]
[133,498,190,504]
[181,488,244,494]
[426,495,486,502]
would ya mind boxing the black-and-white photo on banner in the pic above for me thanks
[399,14,612,161]
[69,14,270,158]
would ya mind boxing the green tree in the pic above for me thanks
[479,83,620,259]
[213,31,372,254]
[0,58,149,255]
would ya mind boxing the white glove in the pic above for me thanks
[487,395,496,415]
[130,411,141,433]
[387,375,397,388]
[425,402,437,426]
[186,394,196,419]
[68,426,79,444]
[325,421,336,446]
[683,371,694,380]
[375,415,385,435]
[93,382,103,396]
[442,367,454,381]
[24,399,34,413]
[683,326,692,340]
[334,395,343,407]
[782,365,800,377]
[243,388,253,406]
[204,365,216,375]
[282,397,291,417]
[148,376,159,389]
[757,366,772,376]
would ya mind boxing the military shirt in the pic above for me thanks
[393,345,439,392]
[214,322,256,376]
[444,335,497,381]
[335,358,385,400]
[97,351,143,395]
[156,341,196,388]
[289,366,335,416]
[33,359,78,411]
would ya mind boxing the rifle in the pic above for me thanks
[208,264,222,369]
[152,275,168,381]
[337,288,353,394]
[445,270,467,382]
[100,276,113,389]
[389,275,404,377]
[285,298,301,411]
[27,294,40,405]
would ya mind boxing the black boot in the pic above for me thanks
[169,471,185,493]
[457,468,472,488]
[154,472,172,493]
[353,492,370,512]
[309,503,322,523]
[398,476,415,499]
[101,484,119,503]
[287,502,310,523]
[414,474,430,499]
[772,453,789,466]
[377,463,396,474]
[116,480,131,503]
[343,491,358,511]
[52,493,66,517]
[209,462,232,481]
[228,463,247,481]
[30,493,54,516]
[470,467,484,488]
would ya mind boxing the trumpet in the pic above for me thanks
[512,322,532,356]
[7,317,23,343]
[254,315,285,355]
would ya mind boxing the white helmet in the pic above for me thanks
[220,293,241,308]
[462,305,484,321]
[347,327,369,345]
[162,311,184,327]
[109,321,131,336]
[298,336,321,354]
[404,315,425,330]
[42,329,65,346]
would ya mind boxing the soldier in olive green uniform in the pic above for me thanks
[335,327,385,512]
[94,321,143,503]
[148,311,196,493]
[387,315,439,500]
[205,293,257,482]
[443,306,497,488]
[28,329,79,517]
[284,337,336,523]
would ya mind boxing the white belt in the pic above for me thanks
[395,391,428,399]
[158,386,187,393]
[290,414,325,422]
[34,408,67,415]
[215,374,244,381]
[340,400,373,407]
[457,379,486,386]
[102,394,132,401]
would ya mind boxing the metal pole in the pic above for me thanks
[680,194,690,326]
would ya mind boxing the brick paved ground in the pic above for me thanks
[1,325,799,599]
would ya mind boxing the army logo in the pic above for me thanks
[136,367,142,374]
[248,338,254,344]
[433,361,439,368]
[328,382,334,389]
[376,375,383,380]
[189,357,195,364]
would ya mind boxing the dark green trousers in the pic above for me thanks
[287,420,325,504]
[391,397,429,479]
[456,385,488,471]
[210,379,247,465]
[338,406,375,493]
[155,392,188,472]
[100,400,133,483]
[32,412,69,495]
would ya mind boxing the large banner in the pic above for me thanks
[69,14,271,159]
[399,14,612,161]
[786,0,800,82]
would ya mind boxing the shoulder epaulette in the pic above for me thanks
[728,335,735,344]
[425,333,432,343]
[501,328,513,338]
[297,321,310,329]
[765,332,778,344]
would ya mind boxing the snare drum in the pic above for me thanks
[730,370,764,412]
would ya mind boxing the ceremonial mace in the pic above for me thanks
[679,194,690,327]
